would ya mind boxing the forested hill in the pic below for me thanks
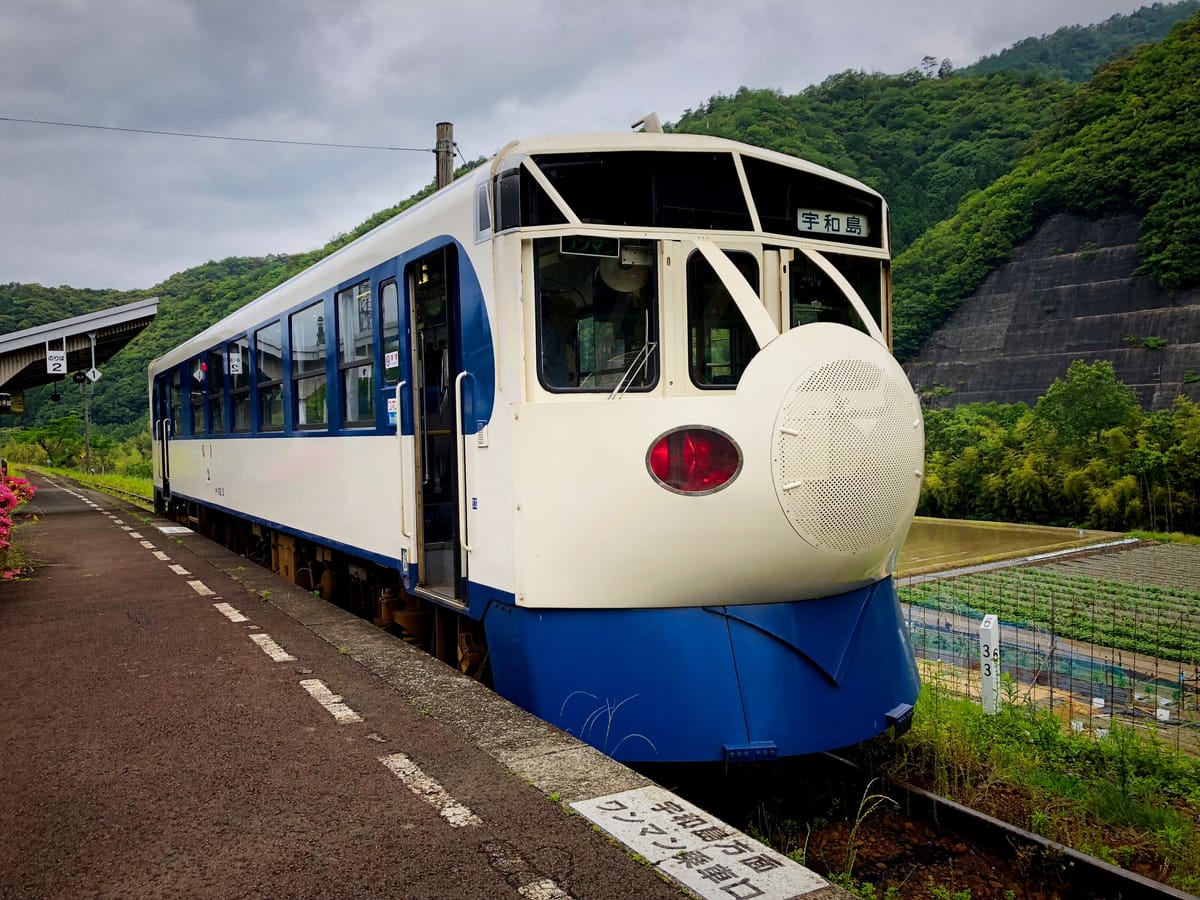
[891,10,1200,359]
[671,74,1073,254]
[960,0,1200,81]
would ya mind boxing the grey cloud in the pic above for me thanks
[0,0,1158,289]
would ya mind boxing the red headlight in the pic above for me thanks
[647,427,742,494]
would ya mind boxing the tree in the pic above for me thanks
[1033,361,1140,450]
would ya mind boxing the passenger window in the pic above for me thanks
[789,254,881,333]
[255,321,284,430]
[291,301,328,428]
[206,348,226,434]
[381,281,401,383]
[336,281,374,426]
[475,183,491,241]
[535,237,657,392]
[230,338,251,432]
[169,370,181,435]
[687,251,759,388]
[189,358,206,435]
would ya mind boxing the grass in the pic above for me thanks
[865,676,1200,892]
[1128,530,1200,546]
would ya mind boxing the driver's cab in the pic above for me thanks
[531,235,889,398]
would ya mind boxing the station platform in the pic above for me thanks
[0,473,846,900]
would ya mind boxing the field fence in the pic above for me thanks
[897,546,1200,753]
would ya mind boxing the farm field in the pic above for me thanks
[898,542,1200,751]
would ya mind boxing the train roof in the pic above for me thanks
[150,131,881,373]
[495,131,882,200]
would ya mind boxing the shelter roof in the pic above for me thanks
[0,297,158,393]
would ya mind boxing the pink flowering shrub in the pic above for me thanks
[0,476,37,573]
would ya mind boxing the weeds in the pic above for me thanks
[878,680,1200,889]
[843,780,897,879]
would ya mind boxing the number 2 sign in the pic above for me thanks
[46,346,67,375]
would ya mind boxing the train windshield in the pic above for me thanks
[788,252,883,334]
[688,250,760,388]
[535,236,657,393]
[502,151,883,250]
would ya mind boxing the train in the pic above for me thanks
[149,127,925,764]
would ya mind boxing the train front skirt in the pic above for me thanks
[482,577,920,763]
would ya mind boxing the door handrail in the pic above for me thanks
[396,381,411,539]
[454,371,473,557]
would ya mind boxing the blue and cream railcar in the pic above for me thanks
[149,130,924,763]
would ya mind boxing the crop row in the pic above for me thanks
[899,567,1200,665]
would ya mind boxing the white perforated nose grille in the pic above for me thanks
[773,358,923,554]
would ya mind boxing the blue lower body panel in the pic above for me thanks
[482,578,920,763]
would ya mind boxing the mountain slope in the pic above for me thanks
[961,0,1200,81]
[892,11,1200,360]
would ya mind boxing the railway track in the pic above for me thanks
[644,754,1195,898]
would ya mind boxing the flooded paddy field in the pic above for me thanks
[897,516,1122,577]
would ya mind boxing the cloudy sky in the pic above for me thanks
[0,0,1160,291]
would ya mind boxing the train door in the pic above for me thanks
[407,245,466,603]
[153,372,173,509]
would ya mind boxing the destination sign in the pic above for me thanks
[796,208,870,239]
[561,235,620,258]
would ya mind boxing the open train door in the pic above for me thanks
[152,372,173,512]
[406,245,467,605]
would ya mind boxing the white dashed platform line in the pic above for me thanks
[249,633,296,662]
[379,753,482,828]
[120,525,132,531]
[517,879,574,900]
[139,540,156,549]
[213,603,249,623]
[112,519,124,525]
[299,679,362,724]
[480,841,575,899]
[187,580,216,597]
[128,532,143,539]
[152,551,171,561]
[170,565,191,576]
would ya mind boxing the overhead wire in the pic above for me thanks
[0,115,446,154]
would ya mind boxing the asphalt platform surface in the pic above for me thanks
[1,473,846,900]
[0,473,693,899]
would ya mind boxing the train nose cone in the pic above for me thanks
[770,326,924,555]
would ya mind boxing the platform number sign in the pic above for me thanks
[980,614,1000,715]
[46,344,67,375]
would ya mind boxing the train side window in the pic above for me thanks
[789,253,881,334]
[336,281,374,426]
[381,281,400,383]
[230,337,251,432]
[475,183,491,242]
[169,369,181,435]
[255,321,284,430]
[291,301,328,429]
[189,357,206,435]
[687,250,760,388]
[206,347,226,434]
[534,236,657,392]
